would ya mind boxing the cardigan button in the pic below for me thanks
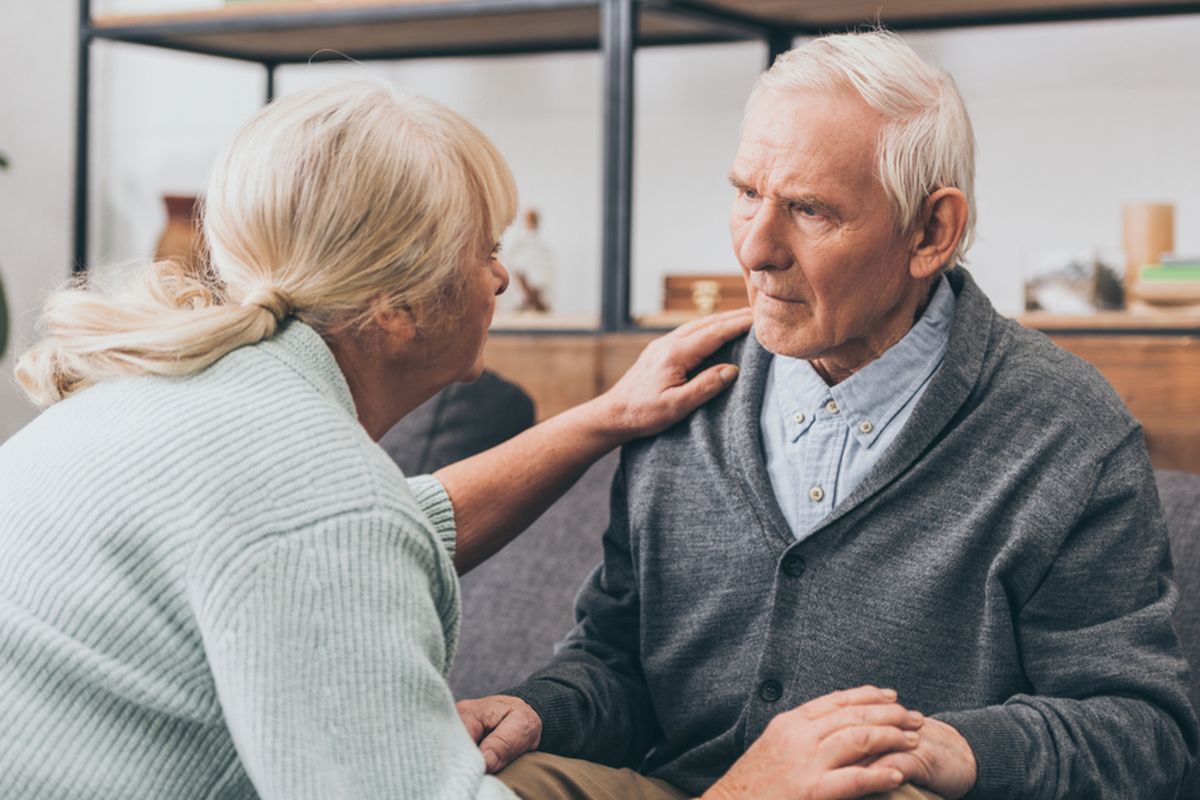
[759,680,783,703]
[782,554,806,578]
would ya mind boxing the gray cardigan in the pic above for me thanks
[509,268,1198,799]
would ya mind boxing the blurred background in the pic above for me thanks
[1,0,1197,465]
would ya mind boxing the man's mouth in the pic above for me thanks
[757,289,804,304]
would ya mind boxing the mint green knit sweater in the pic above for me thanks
[0,321,516,799]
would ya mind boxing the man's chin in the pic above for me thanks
[752,320,818,360]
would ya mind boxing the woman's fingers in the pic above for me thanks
[454,695,542,773]
[669,309,753,365]
[600,309,751,439]
[476,710,540,773]
[660,363,740,415]
[671,306,753,340]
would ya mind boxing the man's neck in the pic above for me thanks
[809,277,938,386]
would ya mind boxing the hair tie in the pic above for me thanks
[240,287,294,323]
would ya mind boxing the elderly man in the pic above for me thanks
[459,30,1197,800]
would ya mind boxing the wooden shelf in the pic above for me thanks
[1018,309,1200,334]
[89,0,1200,64]
[490,312,599,331]
[701,0,1200,30]
[89,1,748,62]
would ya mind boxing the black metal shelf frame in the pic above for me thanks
[75,0,1200,332]
[74,0,792,333]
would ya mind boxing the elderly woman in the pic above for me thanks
[0,81,923,800]
[0,82,750,799]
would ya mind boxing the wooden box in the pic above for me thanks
[663,274,748,313]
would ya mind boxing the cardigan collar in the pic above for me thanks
[725,267,996,552]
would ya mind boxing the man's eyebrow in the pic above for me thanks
[728,173,840,218]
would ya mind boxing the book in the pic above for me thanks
[1141,265,1200,282]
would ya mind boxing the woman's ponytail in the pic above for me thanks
[15,260,287,407]
[15,79,517,408]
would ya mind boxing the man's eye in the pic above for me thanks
[792,204,819,218]
[740,187,759,200]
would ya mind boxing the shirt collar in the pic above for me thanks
[772,274,957,447]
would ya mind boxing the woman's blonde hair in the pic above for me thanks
[750,29,976,267]
[17,80,518,407]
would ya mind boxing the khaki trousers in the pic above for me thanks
[498,752,943,800]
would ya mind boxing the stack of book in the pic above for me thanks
[1132,255,1200,308]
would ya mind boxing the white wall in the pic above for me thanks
[908,20,1200,311]
[0,1,76,442]
[2,2,1199,441]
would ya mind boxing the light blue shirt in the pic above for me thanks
[760,275,957,541]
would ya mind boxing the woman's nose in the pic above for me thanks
[494,260,510,296]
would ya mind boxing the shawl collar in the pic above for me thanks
[723,267,996,554]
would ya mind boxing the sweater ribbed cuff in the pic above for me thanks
[406,475,457,560]
[504,680,581,754]
[934,708,1029,800]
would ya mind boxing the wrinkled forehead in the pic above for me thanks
[733,87,886,192]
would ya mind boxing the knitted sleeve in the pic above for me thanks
[407,474,457,559]
[937,429,1198,800]
[196,507,514,800]
[505,456,662,767]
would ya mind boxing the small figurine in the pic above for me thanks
[505,208,555,313]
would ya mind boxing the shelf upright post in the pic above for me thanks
[600,0,635,332]
[73,0,92,274]
[265,63,277,104]
[766,28,793,67]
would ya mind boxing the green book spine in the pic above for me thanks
[1140,266,1200,281]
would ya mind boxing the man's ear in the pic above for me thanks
[370,296,417,355]
[908,188,969,280]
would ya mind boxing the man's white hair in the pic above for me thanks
[749,29,976,267]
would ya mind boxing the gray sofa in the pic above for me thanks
[387,375,1200,797]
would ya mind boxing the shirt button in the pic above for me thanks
[759,680,783,702]
[793,411,806,424]
[809,486,825,503]
[825,400,840,414]
[859,420,874,434]
[782,554,806,577]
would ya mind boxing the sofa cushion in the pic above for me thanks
[1157,469,1200,799]
[380,370,535,475]
[449,452,618,700]
[1159,471,1200,703]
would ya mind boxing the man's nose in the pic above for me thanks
[738,203,794,273]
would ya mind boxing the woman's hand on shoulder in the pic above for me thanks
[593,308,752,442]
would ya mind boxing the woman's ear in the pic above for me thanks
[908,188,969,280]
[370,296,417,355]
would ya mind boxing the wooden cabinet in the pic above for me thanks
[1021,312,1200,472]
[484,332,656,421]
[486,314,1200,473]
